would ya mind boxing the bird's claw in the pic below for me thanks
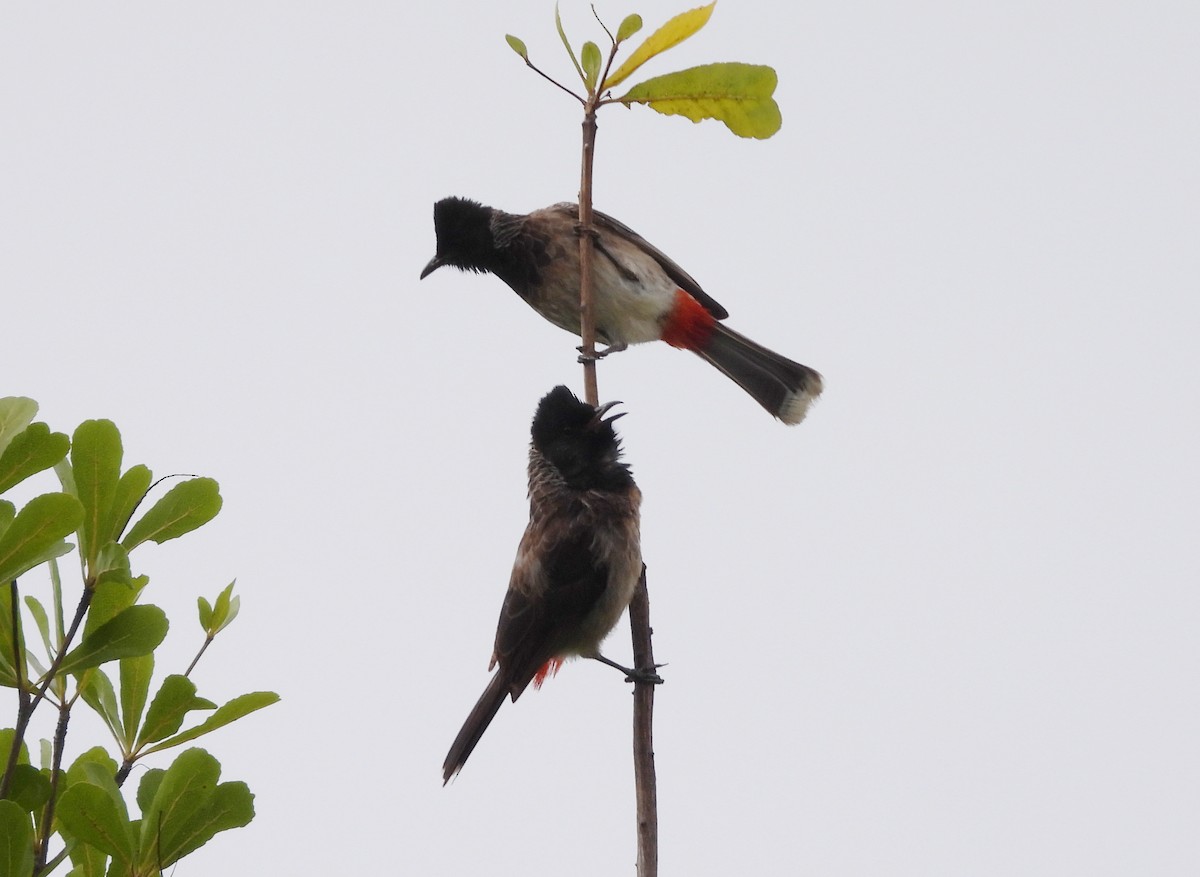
[624,663,667,686]
[576,342,626,361]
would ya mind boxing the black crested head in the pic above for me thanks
[531,386,633,491]
[420,197,498,278]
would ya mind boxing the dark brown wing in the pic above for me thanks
[547,202,730,320]
[493,523,608,699]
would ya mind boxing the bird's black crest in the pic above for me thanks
[531,386,631,491]
[430,197,497,273]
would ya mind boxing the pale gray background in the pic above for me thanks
[2,1,1197,874]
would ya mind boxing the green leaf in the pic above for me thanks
[0,493,83,583]
[137,748,217,865]
[121,478,221,552]
[3,764,51,813]
[604,1,715,90]
[136,768,164,817]
[136,675,216,749]
[138,749,254,869]
[56,605,168,676]
[505,34,528,60]
[619,62,782,139]
[22,597,53,659]
[0,578,25,690]
[79,669,123,742]
[0,397,38,460]
[0,799,35,877]
[65,840,107,877]
[82,580,139,640]
[207,581,239,635]
[143,691,279,755]
[616,13,643,43]
[555,2,585,84]
[119,653,154,747]
[106,465,151,548]
[581,40,602,90]
[70,420,123,568]
[0,423,70,496]
[0,502,13,537]
[197,597,213,630]
[56,783,135,865]
[91,542,132,591]
[64,747,120,793]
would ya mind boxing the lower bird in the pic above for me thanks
[443,385,645,783]
[420,197,823,425]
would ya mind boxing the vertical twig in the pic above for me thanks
[576,86,659,877]
[34,699,72,874]
[577,97,600,408]
[628,567,658,876]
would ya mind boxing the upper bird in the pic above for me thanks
[420,197,823,425]
[442,385,643,783]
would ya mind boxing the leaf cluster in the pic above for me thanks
[506,2,781,139]
[0,397,277,877]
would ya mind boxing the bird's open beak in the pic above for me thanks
[590,400,626,430]
[420,256,444,280]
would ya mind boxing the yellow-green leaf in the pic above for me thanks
[505,34,528,60]
[555,2,585,84]
[616,14,643,44]
[581,41,602,91]
[619,62,781,139]
[603,2,715,91]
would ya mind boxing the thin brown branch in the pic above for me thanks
[185,634,214,678]
[524,58,586,105]
[629,566,659,877]
[577,99,600,407]
[575,88,659,877]
[34,699,72,875]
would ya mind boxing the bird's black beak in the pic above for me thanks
[420,255,444,280]
[590,400,626,430]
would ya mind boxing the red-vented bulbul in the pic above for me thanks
[420,197,823,424]
[443,385,643,783]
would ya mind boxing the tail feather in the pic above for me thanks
[443,673,509,784]
[696,324,823,425]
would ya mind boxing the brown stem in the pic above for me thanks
[628,567,658,877]
[576,92,658,877]
[578,99,600,407]
[34,699,72,875]
[184,635,214,678]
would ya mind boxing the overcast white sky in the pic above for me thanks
[2,1,1198,874]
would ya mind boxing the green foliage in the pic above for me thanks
[134,749,255,870]
[505,34,529,60]
[0,799,35,877]
[121,477,222,552]
[0,493,82,585]
[511,2,781,140]
[0,423,69,496]
[619,62,782,139]
[0,398,39,458]
[604,2,714,90]
[198,580,240,637]
[581,40,602,90]
[56,605,169,676]
[0,398,275,874]
[616,14,643,44]
[555,2,585,84]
